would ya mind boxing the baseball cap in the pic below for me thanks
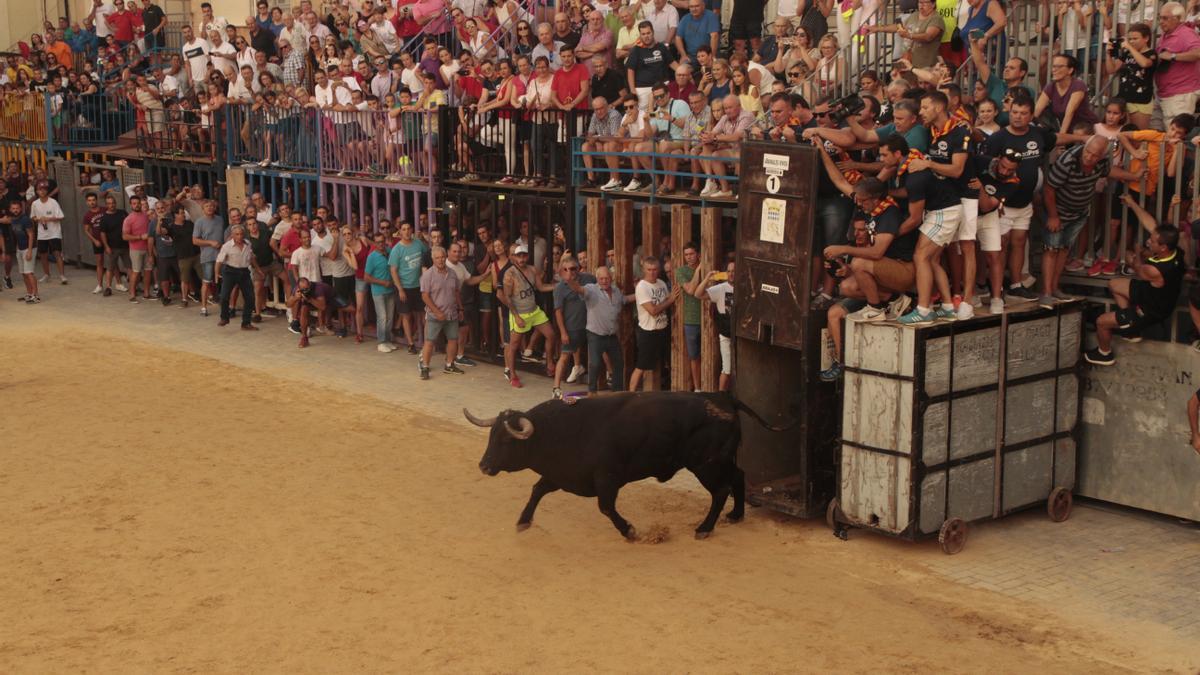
[513,244,529,254]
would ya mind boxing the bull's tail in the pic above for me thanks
[731,397,795,432]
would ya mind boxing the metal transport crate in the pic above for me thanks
[830,302,1083,553]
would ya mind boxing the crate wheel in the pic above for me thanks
[1047,487,1073,523]
[938,518,967,555]
[825,498,841,530]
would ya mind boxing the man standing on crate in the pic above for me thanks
[1085,196,1186,367]
[1037,135,1112,310]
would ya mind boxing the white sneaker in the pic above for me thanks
[970,295,982,308]
[699,180,718,196]
[1021,273,1037,288]
[60,276,68,285]
[38,274,49,282]
[377,343,396,353]
[989,297,1005,315]
[566,364,585,383]
[600,178,622,191]
[623,178,642,192]
[848,305,886,322]
[956,302,975,320]
[886,294,912,320]
[92,285,103,294]
[115,283,128,292]
[712,190,733,198]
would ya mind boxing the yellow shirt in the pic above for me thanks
[937,0,958,44]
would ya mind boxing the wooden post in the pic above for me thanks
[611,200,635,392]
[700,207,722,392]
[586,197,606,281]
[670,204,690,392]
[225,166,247,211]
[640,205,662,391]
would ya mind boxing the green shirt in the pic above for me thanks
[676,264,700,325]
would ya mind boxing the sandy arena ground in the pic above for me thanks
[1,306,1197,672]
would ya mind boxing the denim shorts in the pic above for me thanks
[201,261,216,283]
[425,316,460,341]
[1042,215,1087,250]
[684,324,701,359]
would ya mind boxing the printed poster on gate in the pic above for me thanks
[760,198,786,244]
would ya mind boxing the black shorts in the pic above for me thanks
[92,244,105,255]
[332,275,355,307]
[635,325,670,371]
[1114,305,1168,334]
[37,238,63,254]
[398,286,424,313]
[157,255,180,281]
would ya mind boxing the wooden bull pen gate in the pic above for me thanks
[581,198,731,393]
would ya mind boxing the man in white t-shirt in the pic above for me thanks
[310,216,336,281]
[208,30,237,79]
[697,258,734,391]
[180,25,211,83]
[92,0,117,39]
[199,2,229,37]
[30,183,68,285]
[628,255,680,391]
[289,229,322,284]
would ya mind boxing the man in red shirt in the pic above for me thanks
[106,0,136,44]
[552,46,591,110]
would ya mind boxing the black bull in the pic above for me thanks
[465,391,785,540]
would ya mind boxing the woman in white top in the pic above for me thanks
[437,47,461,94]
[813,34,844,99]
[398,51,424,94]
[526,56,558,185]
[234,36,258,76]
[463,18,504,60]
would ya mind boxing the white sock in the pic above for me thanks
[916,305,930,315]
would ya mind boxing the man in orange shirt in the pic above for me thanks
[46,31,73,70]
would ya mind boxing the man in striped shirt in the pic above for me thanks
[1039,136,1112,309]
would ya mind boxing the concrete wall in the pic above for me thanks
[3,0,68,51]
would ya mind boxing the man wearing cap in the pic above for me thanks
[498,243,558,388]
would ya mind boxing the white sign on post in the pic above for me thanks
[762,154,790,176]
[766,174,781,194]
[760,197,786,244]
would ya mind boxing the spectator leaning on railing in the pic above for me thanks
[1155,2,1200,119]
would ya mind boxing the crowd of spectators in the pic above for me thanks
[3,0,1200,392]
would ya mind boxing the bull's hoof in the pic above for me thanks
[725,512,744,523]
[516,521,531,533]
[623,526,638,542]
[694,530,712,540]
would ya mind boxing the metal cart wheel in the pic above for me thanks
[1047,487,1073,523]
[826,498,840,530]
[938,518,967,555]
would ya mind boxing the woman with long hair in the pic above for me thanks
[343,222,372,343]
[730,66,761,115]
[512,20,537,56]
[525,55,557,186]
[704,58,732,102]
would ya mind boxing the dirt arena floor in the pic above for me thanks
[1,320,1196,672]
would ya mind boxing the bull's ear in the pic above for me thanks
[503,415,534,440]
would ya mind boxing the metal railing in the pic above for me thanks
[0,93,49,144]
[318,108,438,182]
[440,105,586,186]
[570,136,742,200]
[224,102,320,172]
[55,92,136,149]
[136,105,223,161]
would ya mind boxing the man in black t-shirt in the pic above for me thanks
[981,95,1086,300]
[974,149,1021,314]
[1086,196,1186,367]
[98,195,130,296]
[895,90,966,324]
[625,22,674,110]
[589,56,626,109]
[141,0,167,50]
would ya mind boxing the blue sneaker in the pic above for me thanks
[819,361,844,382]
[454,355,477,367]
[898,308,935,325]
[934,306,957,321]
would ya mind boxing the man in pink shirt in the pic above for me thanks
[575,10,613,75]
[122,196,151,303]
[1155,2,1200,118]
[411,0,450,38]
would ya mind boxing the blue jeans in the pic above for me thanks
[587,330,624,393]
[815,195,852,249]
[372,292,396,345]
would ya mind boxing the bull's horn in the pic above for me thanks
[503,416,534,440]
[463,408,497,427]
